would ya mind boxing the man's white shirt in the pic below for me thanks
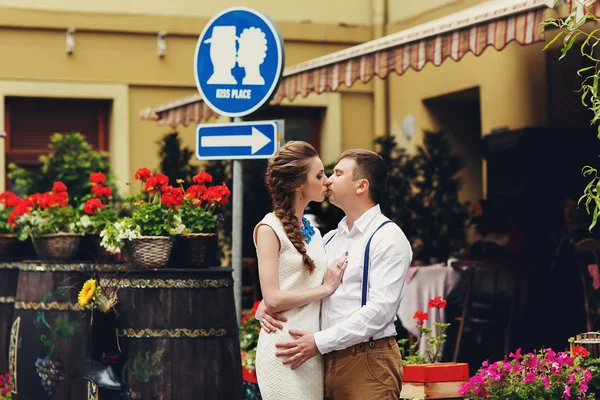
[314,204,412,354]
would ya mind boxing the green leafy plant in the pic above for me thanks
[8,133,117,205]
[157,132,196,186]
[240,302,261,370]
[398,296,450,365]
[76,172,118,234]
[543,4,600,230]
[411,131,469,263]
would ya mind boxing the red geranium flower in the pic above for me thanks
[144,177,158,193]
[413,310,428,326]
[155,173,169,187]
[84,198,104,215]
[92,184,112,198]
[428,296,447,309]
[52,181,67,193]
[186,184,208,201]
[90,172,107,185]
[134,167,153,182]
[8,203,30,227]
[572,346,589,358]
[193,171,213,184]
[202,183,231,206]
[161,186,184,208]
[51,191,69,207]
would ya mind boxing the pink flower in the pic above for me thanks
[562,385,571,399]
[542,375,550,390]
[523,371,537,383]
[1,387,9,396]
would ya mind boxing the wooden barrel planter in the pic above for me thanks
[101,267,243,399]
[0,263,18,373]
[9,262,94,400]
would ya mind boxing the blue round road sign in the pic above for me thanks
[194,7,284,117]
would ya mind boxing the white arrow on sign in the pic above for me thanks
[200,127,272,154]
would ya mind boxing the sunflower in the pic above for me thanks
[78,279,97,306]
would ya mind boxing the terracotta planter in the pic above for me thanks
[32,233,83,261]
[401,363,469,399]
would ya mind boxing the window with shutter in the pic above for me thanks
[4,97,110,167]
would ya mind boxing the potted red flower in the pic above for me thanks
[76,172,118,261]
[100,168,184,268]
[399,296,469,399]
[15,182,85,261]
[171,171,230,268]
[0,191,27,258]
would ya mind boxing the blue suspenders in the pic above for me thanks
[362,220,392,306]
[324,219,393,306]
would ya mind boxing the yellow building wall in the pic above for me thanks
[0,4,374,191]
[341,93,374,151]
[388,41,547,201]
[0,0,372,25]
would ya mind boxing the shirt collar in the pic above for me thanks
[338,204,381,234]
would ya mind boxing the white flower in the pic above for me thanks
[80,215,92,228]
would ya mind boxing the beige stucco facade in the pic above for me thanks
[0,0,563,203]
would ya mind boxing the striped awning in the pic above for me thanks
[141,0,553,128]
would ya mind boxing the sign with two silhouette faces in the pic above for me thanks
[194,7,285,117]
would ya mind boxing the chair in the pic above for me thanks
[451,260,519,362]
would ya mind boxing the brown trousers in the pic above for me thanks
[324,336,403,400]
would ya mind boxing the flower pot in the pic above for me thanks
[400,363,469,400]
[242,365,258,384]
[0,233,17,258]
[77,234,117,262]
[32,233,83,261]
[123,236,173,269]
[170,233,217,268]
[402,362,469,383]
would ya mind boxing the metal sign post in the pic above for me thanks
[232,118,243,322]
[194,7,285,321]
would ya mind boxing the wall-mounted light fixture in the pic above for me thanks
[157,32,167,58]
[66,28,76,55]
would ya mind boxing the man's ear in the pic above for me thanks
[356,179,369,195]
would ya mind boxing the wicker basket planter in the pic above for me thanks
[174,233,217,268]
[32,233,83,261]
[124,236,173,269]
[0,234,17,258]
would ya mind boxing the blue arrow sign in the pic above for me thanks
[194,7,284,118]
[196,121,279,160]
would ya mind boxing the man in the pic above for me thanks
[257,149,412,399]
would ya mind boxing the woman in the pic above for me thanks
[253,141,348,399]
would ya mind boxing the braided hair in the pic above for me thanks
[265,141,318,273]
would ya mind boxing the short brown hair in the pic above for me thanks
[338,149,388,204]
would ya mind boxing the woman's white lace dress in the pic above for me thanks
[254,213,328,400]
